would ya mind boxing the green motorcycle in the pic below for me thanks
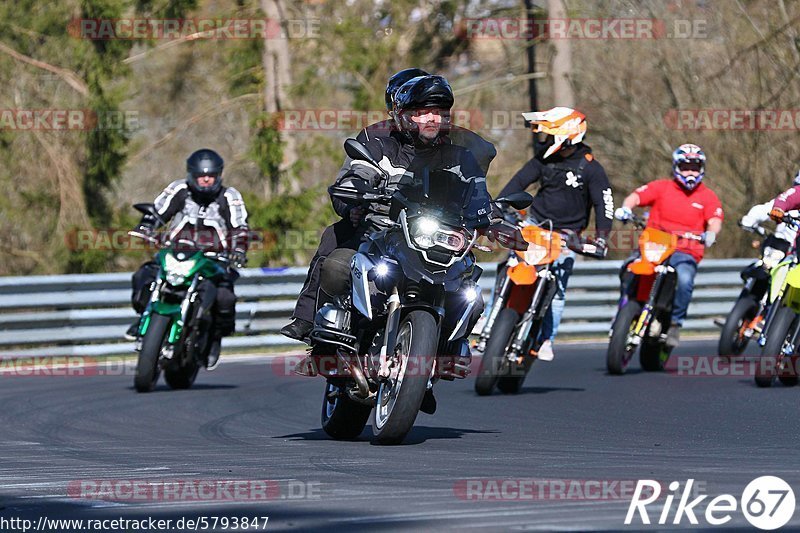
[129,204,235,393]
[755,216,800,387]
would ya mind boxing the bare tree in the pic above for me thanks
[260,0,299,196]
[548,0,574,107]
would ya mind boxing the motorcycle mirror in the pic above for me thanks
[495,192,533,210]
[133,203,157,216]
[344,138,379,166]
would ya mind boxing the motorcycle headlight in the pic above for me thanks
[643,243,670,263]
[524,243,549,265]
[762,247,786,270]
[411,217,468,252]
[164,253,196,285]
[411,217,440,249]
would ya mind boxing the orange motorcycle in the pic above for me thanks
[607,213,703,374]
[475,218,604,395]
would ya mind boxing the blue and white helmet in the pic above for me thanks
[672,143,706,190]
[793,168,800,186]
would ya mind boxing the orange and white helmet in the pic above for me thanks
[521,107,587,159]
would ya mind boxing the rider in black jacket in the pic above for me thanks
[282,68,496,342]
[316,74,493,414]
[496,107,613,362]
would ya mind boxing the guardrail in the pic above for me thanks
[0,258,750,358]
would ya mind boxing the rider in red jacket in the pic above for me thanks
[615,144,724,347]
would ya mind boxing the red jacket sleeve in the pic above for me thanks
[704,191,724,222]
[773,186,800,212]
[634,180,665,207]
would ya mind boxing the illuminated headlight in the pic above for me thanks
[375,262,390,277]
[524,243,548,265]
[416,217,439,235]
[464,286,480,303]
[643,243,669,263]
[411,217,440,249]
[762,247,786,270]
[164,254,196,285]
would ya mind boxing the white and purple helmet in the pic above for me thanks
[672,143,706,190]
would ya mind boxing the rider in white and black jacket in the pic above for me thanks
[128,149,249,370]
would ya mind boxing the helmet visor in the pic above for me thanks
[677,161,703,173]
[408,109,446,124]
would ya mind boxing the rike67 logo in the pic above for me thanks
[625,477,795,530]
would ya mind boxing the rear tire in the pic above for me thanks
[756,305,796,388]
[372,311,436,445]
[497,355,533,394]
[718,296,759,357]
[640,338,666,372]
[321,381,372,440]
[474,309,519,396]
[606,300,643,375]
[164,360,199,390]
[134,313,169,393]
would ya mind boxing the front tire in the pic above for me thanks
[474,308,519,396]
[134,313,170,392]
[718,296,759,357]
[372,311,437,445]
[321,381,372,440]
[756,305,796,388]
[607,300,643,375]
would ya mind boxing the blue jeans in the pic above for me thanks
[669,251,698,326]
[541,250,576,341]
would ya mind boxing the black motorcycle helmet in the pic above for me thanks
[385,68,430,111]
[392,75,454,143]
[186,149,224,203]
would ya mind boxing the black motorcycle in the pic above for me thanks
[297,139,530,444]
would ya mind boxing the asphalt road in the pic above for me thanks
[1,339,800,532]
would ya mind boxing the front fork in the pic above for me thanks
[475,276,511,352]
[507,271,553,361]
[630,267,671,346]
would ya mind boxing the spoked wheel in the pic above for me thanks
[474,308,519,396]
[718,296,759,358]
[756,305,796,388]
[372,311,436,445]
[606,300,643,375]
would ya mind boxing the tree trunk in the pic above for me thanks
[260,0,299,196]
[547,0,574,108]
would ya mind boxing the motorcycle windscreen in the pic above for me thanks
[397,169,491,230]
